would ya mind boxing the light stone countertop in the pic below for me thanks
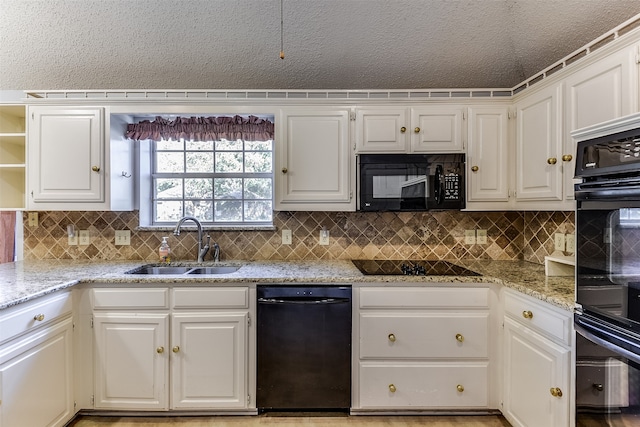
[0,259,575,311]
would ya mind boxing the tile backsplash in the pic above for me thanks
[523,211,575,264]
[22,210,574,264]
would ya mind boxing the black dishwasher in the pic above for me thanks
[257,285,352,411]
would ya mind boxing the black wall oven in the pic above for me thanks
[574,122,640,425]
[358,153,465,211]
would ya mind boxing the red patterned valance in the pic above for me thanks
[125,115,274,142]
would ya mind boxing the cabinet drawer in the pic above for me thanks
[172,287,249,309]
[93,288,169,309]
[360,312,488,359]
[0,292,72,343]
[360,287,489,309]
[503,290,571,345]
[358,362,488,408]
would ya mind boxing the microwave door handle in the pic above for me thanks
[434,165,444,205]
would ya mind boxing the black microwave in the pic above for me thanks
[358,153,465,211]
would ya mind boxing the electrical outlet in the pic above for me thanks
[464,229,476,245]
[554,233,565,252]
[115,230,131,246]
[68,234,78,245]
[476,229,487,244]
[282,229,292,245]
[28,212,38,227]
[79,230,90,246]
[319,228,330,245]
[565,234,575,254]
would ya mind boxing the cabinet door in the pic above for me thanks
[171,313,248,409]
[93,313,169,410]
[0,318,73,427]
[563,45,637,200]
[28,107,104,203]
[410,106,465,152]
[356,107,408,152]
[515,85,563,201]
[502,317,570,427]
[467,106,509,202]
[276,108,353,210]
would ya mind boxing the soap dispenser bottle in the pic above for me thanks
[159,237,171,263]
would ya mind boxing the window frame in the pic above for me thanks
[134,111,277,229]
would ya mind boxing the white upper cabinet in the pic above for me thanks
[356,107,407,152]
[410,106,465,152]
[27,106,134,211]
[515,84,563,203]
[466,106,509,204]
[29,107,104,204]
[356,106,466,153]
[510,42,638,210]
[275,107,354,211]
[563,43,638,200]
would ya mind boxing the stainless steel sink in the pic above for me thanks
[126,266,194,275]
[125,264,241,275]
[187,266,240,275]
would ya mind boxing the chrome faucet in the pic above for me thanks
[173,216,209,262]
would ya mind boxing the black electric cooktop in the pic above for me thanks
[352,259,481,276]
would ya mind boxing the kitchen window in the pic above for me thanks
[152,138,273,225]
[129,115,275,227]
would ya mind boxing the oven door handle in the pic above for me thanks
[575,183,640,200]
[575,321,640,365]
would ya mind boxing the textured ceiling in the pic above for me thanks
[1,0,640,90]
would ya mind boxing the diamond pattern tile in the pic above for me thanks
[21,210,574,264]
[523,211,575,264]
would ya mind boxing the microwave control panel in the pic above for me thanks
[444,173,461,200]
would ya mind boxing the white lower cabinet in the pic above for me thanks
[93,313,169,410]
[171,312,247,409]
[359,363,488,408]
[0,292,74,427]
[354,286,496,410]
[91,286,250,412]
[501,289,572,427]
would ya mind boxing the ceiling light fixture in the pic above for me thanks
[279,0,285,59]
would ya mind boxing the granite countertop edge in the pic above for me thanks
[0,259,575,311]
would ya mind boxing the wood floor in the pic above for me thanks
[68,414,512,427]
